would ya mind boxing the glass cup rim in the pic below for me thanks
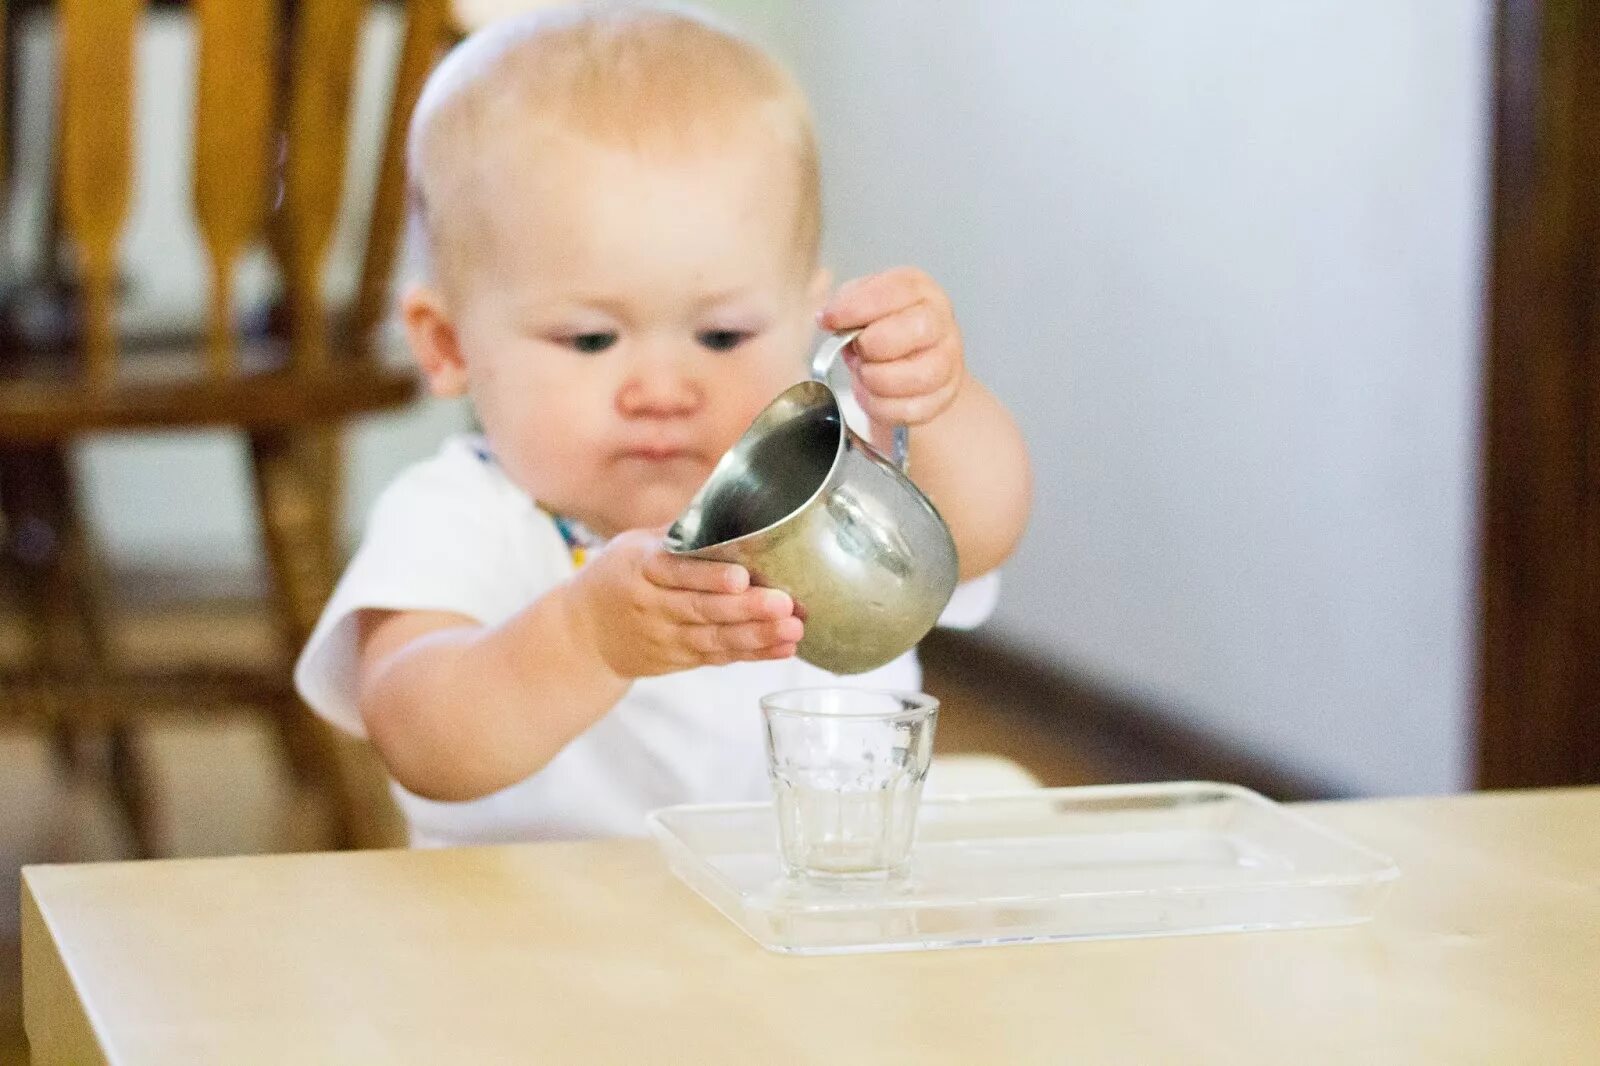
[759,686,939,721]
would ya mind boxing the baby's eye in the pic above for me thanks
[697,329,751,352]
[568,332,618,354]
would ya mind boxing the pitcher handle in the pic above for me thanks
[809,329,911,474]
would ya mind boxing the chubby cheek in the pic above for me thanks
[493,422,597,509]
[714,364,801,447]
[469,379,597,504]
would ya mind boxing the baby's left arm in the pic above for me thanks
[819,267,1032,580]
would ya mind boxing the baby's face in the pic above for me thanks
[444,133,823,537]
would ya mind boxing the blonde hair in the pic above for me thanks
[407,2,821,288]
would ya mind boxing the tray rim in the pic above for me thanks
[647,780,1401,916]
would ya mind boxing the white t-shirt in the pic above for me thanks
[295,434,998,848]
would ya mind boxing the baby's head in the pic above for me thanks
[402,2,831,537]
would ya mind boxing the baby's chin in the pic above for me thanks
[521,464,708,537]
[589,488,701,538]
[617,468,713,528]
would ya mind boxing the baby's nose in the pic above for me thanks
[616,354,702,417]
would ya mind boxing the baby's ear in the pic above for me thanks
[399,284,469,397]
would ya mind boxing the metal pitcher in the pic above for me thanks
[664,332,959,674]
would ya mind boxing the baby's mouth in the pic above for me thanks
[614,445,705,466]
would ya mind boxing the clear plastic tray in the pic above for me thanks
[647,781,1399,955]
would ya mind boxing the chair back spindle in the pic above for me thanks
[57,0,142,389]
[48,0,451,389]
[356,0,449,341]
[192,0,280,376]
[280,0,366,373]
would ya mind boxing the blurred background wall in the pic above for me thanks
[786,1,1493,797]
[30,0,1491,797]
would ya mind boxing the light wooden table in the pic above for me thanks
[21,787,1600,1064]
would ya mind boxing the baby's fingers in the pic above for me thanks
[850,341,956,398]
[662,586,795,625]
[643,549,748,594]
[819,267,933,331]
[686,616,805,657]
[851,302,944,366]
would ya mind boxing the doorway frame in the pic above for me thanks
[1477,0,1600,786]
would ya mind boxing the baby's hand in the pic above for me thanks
[819,267,967,428]
[569,530,802,678]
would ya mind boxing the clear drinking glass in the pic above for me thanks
[761,688,939,883]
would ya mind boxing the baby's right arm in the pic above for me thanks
[354,529,802,801]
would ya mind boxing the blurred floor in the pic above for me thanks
[0,593,1123,1062]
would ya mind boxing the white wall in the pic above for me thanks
[785,1,1490,796]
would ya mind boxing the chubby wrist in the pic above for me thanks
[485,578,630,697]
[546,575,631,685]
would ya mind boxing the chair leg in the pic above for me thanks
[50,722,90,776]
[0,446,96,665]
[108,722,158,857]
[0,443,160,858]
[247,425,367,849]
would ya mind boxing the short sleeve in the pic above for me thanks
[293,437,565,737]
[936,571,1000,630]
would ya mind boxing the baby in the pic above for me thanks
[295,2,1032,847]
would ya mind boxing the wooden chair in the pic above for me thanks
[0,0,452,855]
